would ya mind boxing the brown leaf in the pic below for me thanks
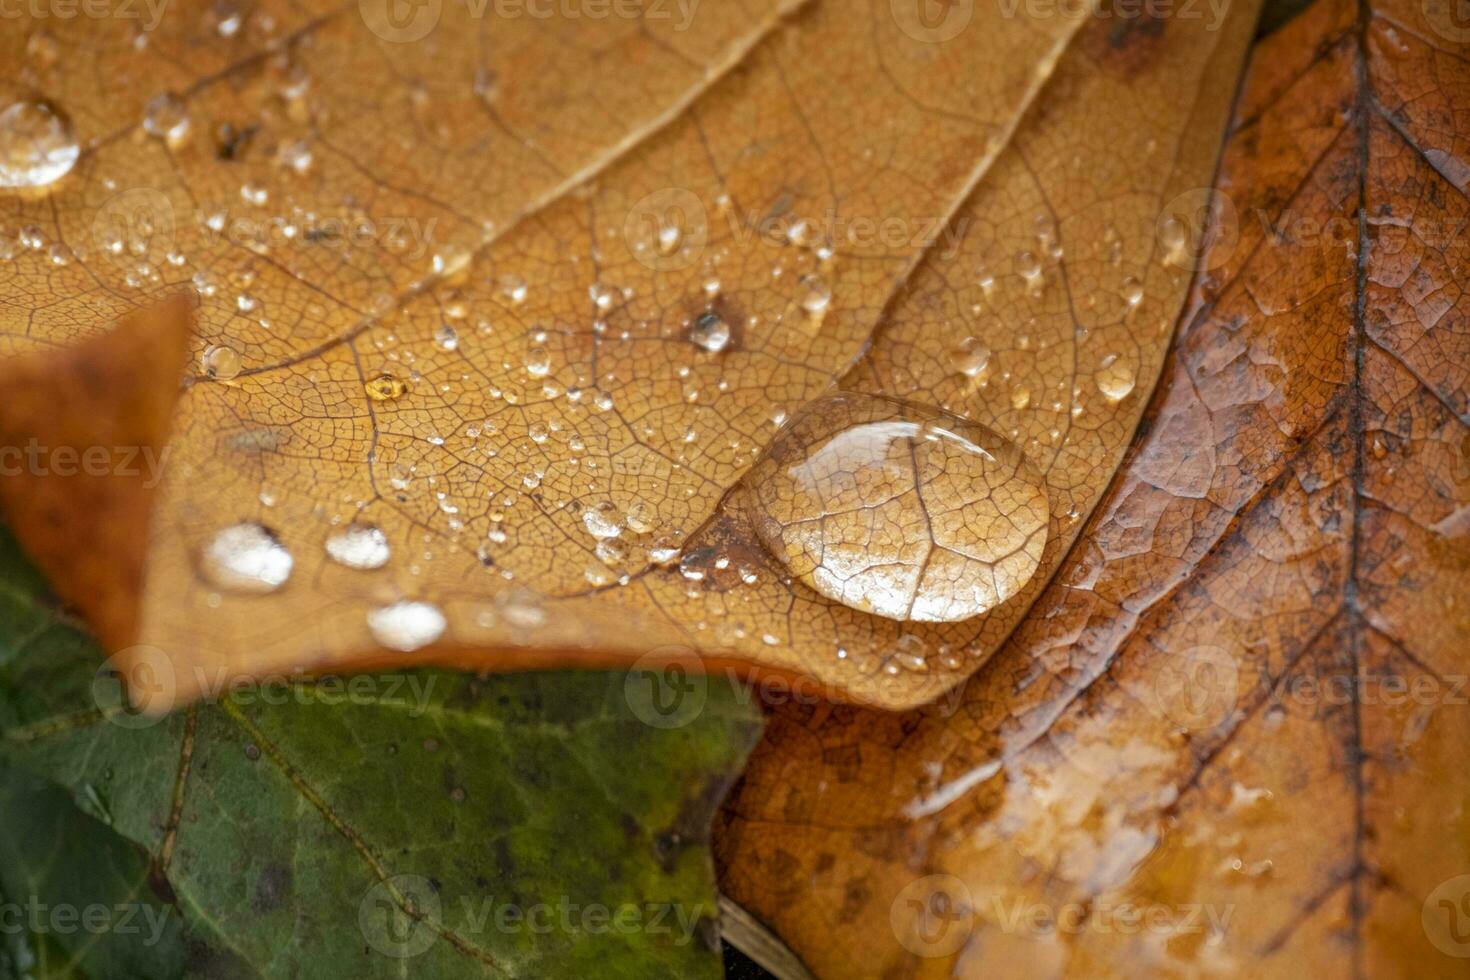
[0,0,1241,712]
[717,0,1470,974]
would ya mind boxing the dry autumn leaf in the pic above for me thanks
[0,0,1121,712]
[717,0,1470,975]
[0,0,1264,714]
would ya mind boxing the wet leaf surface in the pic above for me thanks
[3,0,1466,975]
[0,0,1252,711]
[716,0,1470,974]
[0,528,762,978]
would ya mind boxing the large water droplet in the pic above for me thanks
[203,344,241,379]
[368,600,446,651]
[0,101,79,190]
[325,523,391,570]
[365,372,409,401]
[743,392,1050,623]
[198,522,293,594]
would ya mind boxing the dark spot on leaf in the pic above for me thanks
[1081,3,1167,78]
[251,863,291,914]
[213,122,258,161]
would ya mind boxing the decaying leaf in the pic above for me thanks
[717,0,1470,974]
[0,529,762,978]
[0,0,1257,711]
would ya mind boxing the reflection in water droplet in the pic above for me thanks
[525,346,550,378]
[277,139,313,174]
[368,600,445,651]
[1094,353,1137,403]
[0,101,79,190]
[744,392,1050,623]
[365,372,409,401]
[656,221,682,256]
[499,275,528,305]
[798,273,831,316]
[582,503,622,539]
[1121,276,1144,308]
[143,93,190,147]
[949,338,990,379]
[325,523,390,570]
[689,311,730,353]
[198,522,293,594]
[1016,250,1044,296]
[203,344,241,379]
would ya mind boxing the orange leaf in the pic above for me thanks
[717,0,1470,974]
[0,0,1260,714]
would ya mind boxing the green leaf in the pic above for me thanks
[0,763,183,980]
[0,529,763,978]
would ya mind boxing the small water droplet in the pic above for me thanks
[0,101,79,190]
[525,346,550,378]
[744,392,1049,623]
[1016,250,1044,296]
[582,503,622,539]
[948,338,990,379]
[500,275,528,305]
[198,522,293,594]
[589,282,618,312]
[325,523,391,570]
[1010,385,1031,411]
[143,93,190,147]
[434,323,459,351]
[215,0,243,36]
[367,600,446,652]
[799,273,831,316]
[1121,277,1144,308]
[365,373,409,401]
[277,138,313,174]
[689,311,731,353]
[656,220,682,256]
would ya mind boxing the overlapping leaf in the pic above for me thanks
[0,0,1250,711]
[717,0,1470,974]
[0,528,761,978]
